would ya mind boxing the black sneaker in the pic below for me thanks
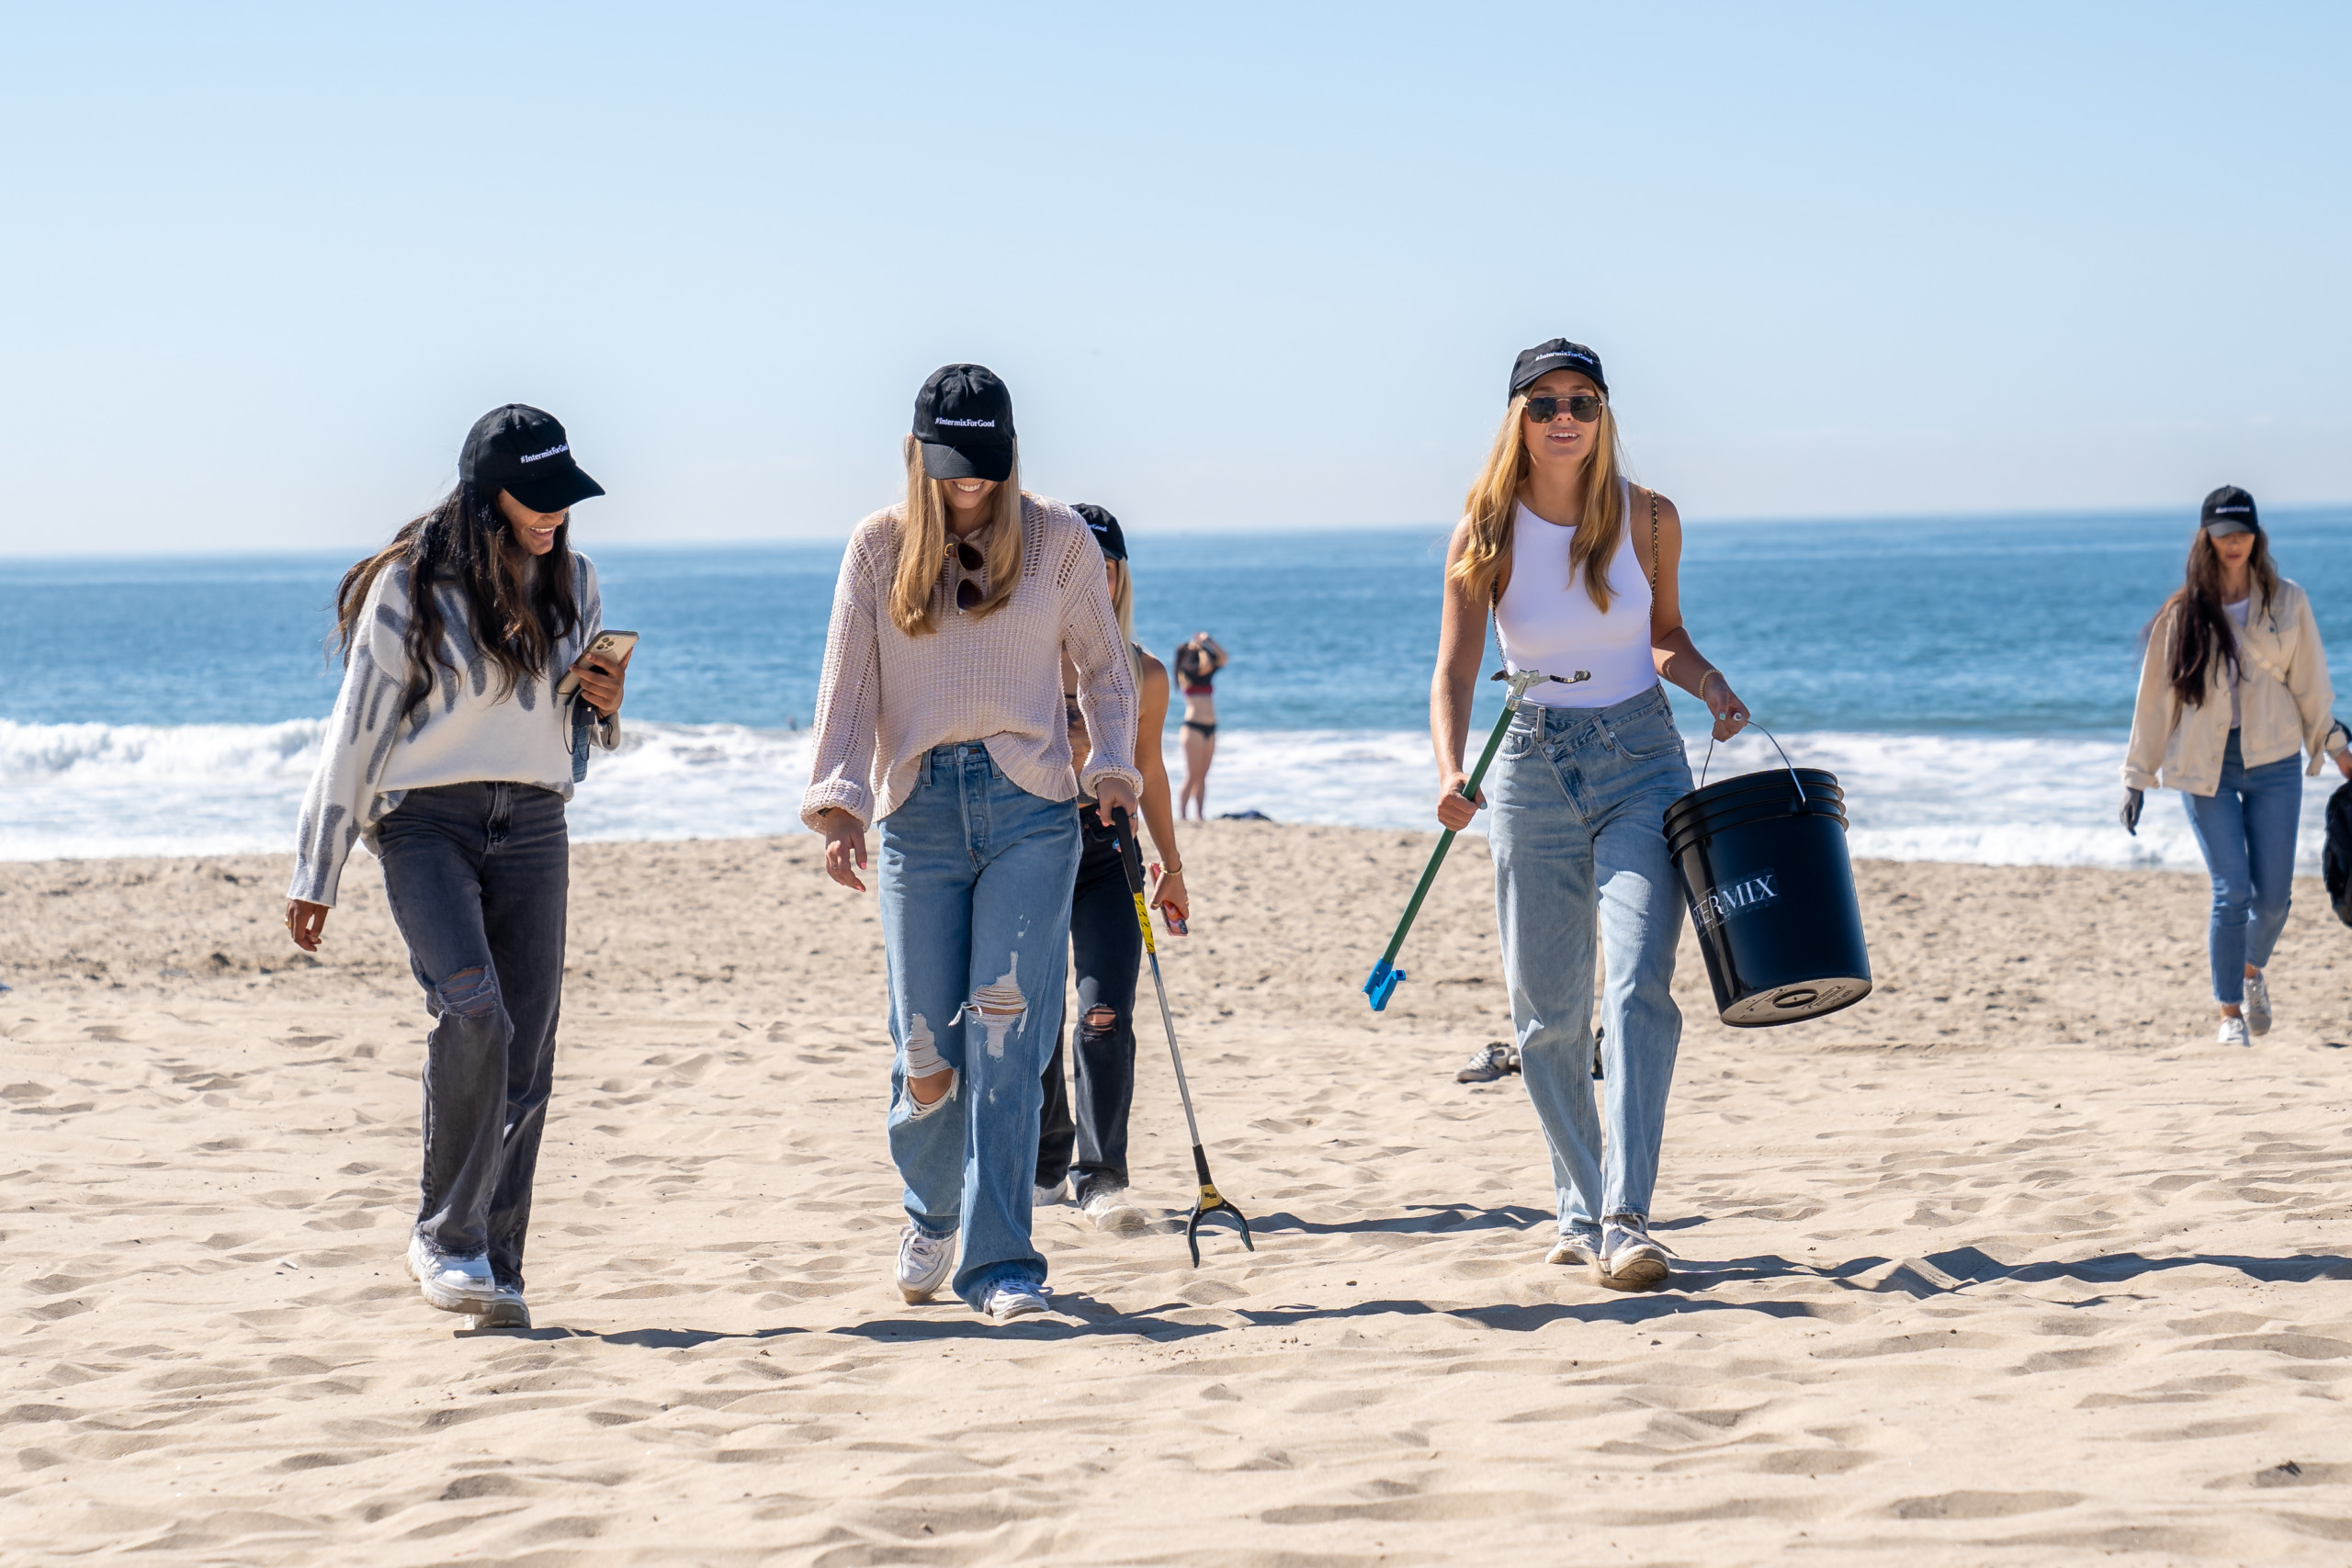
[1456,1041,1519,1083]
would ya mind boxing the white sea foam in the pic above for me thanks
[0,717,2334,874]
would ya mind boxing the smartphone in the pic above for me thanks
[557,629,639,697]
[1152,863,1189,936]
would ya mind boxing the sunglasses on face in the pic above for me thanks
[1524,394,1604,424]
[946,538,987,611]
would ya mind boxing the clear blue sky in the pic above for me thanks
[2,3,2345,555]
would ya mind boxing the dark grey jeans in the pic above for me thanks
[1037,807,1143,1196]
[374,781,569,1288]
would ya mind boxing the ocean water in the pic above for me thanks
[7,508,2352,871]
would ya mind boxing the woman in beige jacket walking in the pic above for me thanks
[2122,486,2349,1046]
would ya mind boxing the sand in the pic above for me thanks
[6,823,2352,1564]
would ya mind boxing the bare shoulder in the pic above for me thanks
[1443,513,1479,561]
[1631,485,1683,535]
[1137,647,1168,686]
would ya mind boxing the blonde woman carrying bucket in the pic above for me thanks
[1429,338,1748,1291]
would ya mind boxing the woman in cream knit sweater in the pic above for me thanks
[804,364,1141,1325]
[2123,486,2348,1047]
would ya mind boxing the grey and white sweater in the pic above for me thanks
[288,553,617,906]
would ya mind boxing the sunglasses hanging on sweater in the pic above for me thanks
[945,538,987,612]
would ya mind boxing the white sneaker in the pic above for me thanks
[1033,1179,1068,1209]
[1079,1181,1148,1233]
[404,1235,497,1314]
[1600,1217,1671,1290]
[2217,1015,2253,1049]
[478,1280,530,1330]
[1545,1224,1604,1269]
[895,1224,955,1303]
[983,1280,1051,1323]
[2243,973,2273,1035]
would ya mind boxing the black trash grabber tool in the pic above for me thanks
[1363,666,1588,1010]
[1109,807,1253,1266]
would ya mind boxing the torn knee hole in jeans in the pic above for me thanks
[434,965,501,1020]
[1080,1004,1119,1039]
[954,956,1027,1060]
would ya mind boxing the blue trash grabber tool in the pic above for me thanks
[1363,666,1587,1010]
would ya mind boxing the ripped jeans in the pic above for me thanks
[1037,806,1143,1196]
[876,743,1080,1309]
[375,781,570,1289]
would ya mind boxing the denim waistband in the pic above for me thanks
[921,740,1001,782]
[1519,682,1671,732]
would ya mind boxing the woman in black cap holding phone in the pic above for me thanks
[285,404,631,1330]
[2122,485,2347,1048]
[804,366,1142,1324]
[1035,503,1190,1232]
[1429,339,1748,1291]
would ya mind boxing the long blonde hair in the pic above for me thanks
[1107,556,1142,682]
[888,435,1024,636]
[1447,392,1628,610]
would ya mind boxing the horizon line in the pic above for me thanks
[4,498,2349,563]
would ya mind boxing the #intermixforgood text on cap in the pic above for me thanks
[2200,485,2259,536]
[1509,339,1608,399]
[459,405,605,514]
[913,365,1017,483]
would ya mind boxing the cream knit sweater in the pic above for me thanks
[801,494,1141,829]
[289,553,618,907]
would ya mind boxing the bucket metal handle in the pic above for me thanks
[1699,719,1808,807]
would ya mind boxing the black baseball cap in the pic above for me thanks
[2201,485,2260,536]
[1509,339,1608,399]
[1074,503,1125,562]
[913,364,1016,482]
[459,405,605,514]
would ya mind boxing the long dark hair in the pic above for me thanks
[333,483,581,724]
[2155,525,2278,707]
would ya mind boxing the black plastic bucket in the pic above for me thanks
[1665,761,1871,1027]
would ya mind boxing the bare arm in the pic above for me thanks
[1430,520,1488,831]
[1132,653,1189,923]
[1642,490,1749,741]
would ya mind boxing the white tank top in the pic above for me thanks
[1494,491,1656,707]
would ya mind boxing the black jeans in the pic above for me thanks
[1037,807,1143,1195]
[374,781,570,1288]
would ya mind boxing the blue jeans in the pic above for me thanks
[876,744,1081,1309]
[1488,684,1693,1232]
[373,782,570,1289]
[2182,731,2301,1006]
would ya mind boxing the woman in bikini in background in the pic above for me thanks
[1174,632,1227,819]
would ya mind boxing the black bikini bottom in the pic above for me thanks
[1183,720,1217,739]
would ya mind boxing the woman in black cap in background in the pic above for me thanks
[1035,504,1190,1231]
[2122,485,2347,1048]
[285,405,631,1330]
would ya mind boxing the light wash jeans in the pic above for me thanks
[373,781,570,1291]
[2182,730,2301,1006]
[1488,683,1693,1234]
[876,743,1081,1309]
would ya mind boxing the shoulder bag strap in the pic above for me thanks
[1647,489,1659,600]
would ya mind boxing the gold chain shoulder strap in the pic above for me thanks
[1647,489,1659,599]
